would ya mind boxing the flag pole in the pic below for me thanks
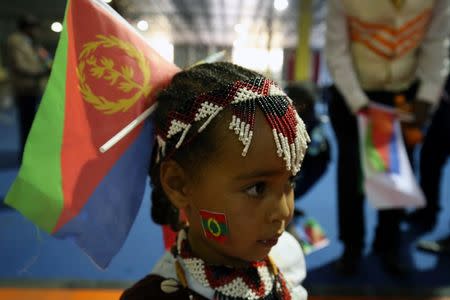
[99,103,157,153]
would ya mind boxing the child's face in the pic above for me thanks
[184,109,295,266]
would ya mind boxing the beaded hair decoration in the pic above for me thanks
[155,76,310,175]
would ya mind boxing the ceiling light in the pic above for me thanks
[51,22,63,33]
[103,0,112,3]
[148,35,174,63]
[234,23,244,33]
[137,20,149,31]
[274,0,288,11]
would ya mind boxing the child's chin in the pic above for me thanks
[246,249,271,262]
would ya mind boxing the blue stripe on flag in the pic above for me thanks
[389,125,400,174]
[55,120,152,268]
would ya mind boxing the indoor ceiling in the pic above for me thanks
[0,0,327,48]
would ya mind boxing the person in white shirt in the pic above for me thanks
[325,0,450,276]
[6,14,51,159]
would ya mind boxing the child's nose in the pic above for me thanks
[267,192,292,224]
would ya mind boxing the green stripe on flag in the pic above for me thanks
[5,6,70,233]
[365,124,386,173]
[202,219,228,237]
[219,223,228,235]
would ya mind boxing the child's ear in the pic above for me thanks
[160,160,190,209]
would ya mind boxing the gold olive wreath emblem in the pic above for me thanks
[77,35,151,114]
[207,218,222,237]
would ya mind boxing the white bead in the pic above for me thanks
[167,119,189,139]
[198,107,222,132]
[232,87,263,104]
[272,129,283,157]
[160,278,179,293]
[229,115,236,129]
[175,124,192,148]
[269,84,285,97]
[234,118,241,134]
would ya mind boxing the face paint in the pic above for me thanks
[199,209,229,243]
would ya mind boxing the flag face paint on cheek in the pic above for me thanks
[199,209,229,243]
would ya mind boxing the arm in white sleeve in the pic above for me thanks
[325,0,369,113]
[7,35,46,77]
[270,231,307,300]
[416,0,450,106]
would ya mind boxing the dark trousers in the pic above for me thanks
[328,86,417,252]
[16,94,40,158]
[419,99,450,218]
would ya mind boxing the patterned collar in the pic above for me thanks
[173,229,292,300]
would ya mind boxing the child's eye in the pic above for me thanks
[245,182,266,198]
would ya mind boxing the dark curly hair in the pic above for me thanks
[149,62,262,231]
[284,81,318,132]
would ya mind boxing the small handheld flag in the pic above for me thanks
[364,108,399,173]
[358,108,425,209]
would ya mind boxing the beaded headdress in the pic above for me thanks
[155,76,310,175]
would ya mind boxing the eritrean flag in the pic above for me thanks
[5,0,179,268]
[364,108,399,174]
[199,210,229,243]
[357,106,425,209]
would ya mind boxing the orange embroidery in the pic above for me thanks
[348,9,432,59]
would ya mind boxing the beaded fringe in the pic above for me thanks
[156,77,310,175]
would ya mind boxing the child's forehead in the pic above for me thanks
[207,109,293,171]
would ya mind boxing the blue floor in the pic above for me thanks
[1,105,449,294]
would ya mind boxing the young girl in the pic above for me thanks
[121,62,310,299]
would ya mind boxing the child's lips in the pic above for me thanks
[257,234,281,247]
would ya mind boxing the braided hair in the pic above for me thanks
[149,62,262,231]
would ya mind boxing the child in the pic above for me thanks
[121,62,310,299]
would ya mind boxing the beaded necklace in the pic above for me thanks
[172,229,292,300]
